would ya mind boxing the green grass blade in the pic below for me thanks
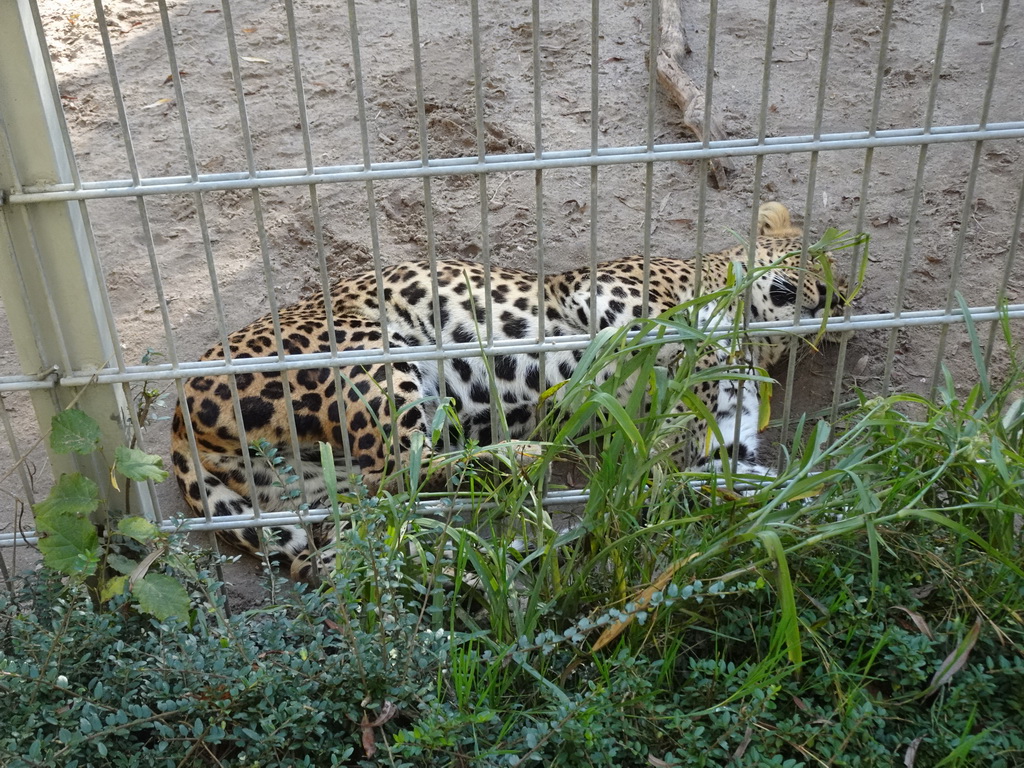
[756,530,802,669]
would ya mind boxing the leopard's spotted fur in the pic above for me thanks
[171,202,845,579]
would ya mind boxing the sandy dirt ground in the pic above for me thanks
[2,0,1022,599]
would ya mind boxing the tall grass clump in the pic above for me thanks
[3,277,1023,765]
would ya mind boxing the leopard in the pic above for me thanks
[171,201,846,580]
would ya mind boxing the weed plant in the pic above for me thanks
[2,288,1023,766]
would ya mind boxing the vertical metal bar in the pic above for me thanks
[92,0,174,367]
[146,0,235,579]
[777,0,837,443]
[530,0,548,416]
[346,0,390,348]
[588,0,600,337]
[930,0,1010,394]
[469,0,494,347]
[243,4,309,510]
[829,0,894,419]
[984,170,1024,368]
[408,0,452,449]
[152,0,249,533]
[578,0,602,475]
[282,0,355,475]
[0,392,38,509]
[469,0,498,447]
[880,0,954,394]
[157,0,259,526]
[531,0,546,340]
[92,0,177,518]
[202,0,311,507]
[284,0,315,175]
[692,0,720,298]
[527,0,552,545]
[346,0,403,488]
[734,0,777,470]
[743,0,779,280]
[408,0,438,276]
[639,0,660,318]
[747,0,778,225]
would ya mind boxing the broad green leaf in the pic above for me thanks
[117,516,159,544]
[33,474,100,524]
[133,572,191,622]
[113,446,169,485]
[99,574,129,602]
[105,552,139,575]
[50,409,102,454]
[37,512,99,576]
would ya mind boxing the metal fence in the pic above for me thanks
[2,0,1022,577]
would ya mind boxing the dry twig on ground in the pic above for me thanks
[656,0,731,188]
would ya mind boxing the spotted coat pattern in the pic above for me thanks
[171,202,844,579]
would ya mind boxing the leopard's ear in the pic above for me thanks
[769,273,798,307]
[757,202,803,238]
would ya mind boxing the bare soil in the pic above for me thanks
[2,0,1022,600]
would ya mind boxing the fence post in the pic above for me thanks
[0,0,144,519]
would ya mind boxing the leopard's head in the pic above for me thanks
[749,203,849,366]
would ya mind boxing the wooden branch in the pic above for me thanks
[656,0,731,189]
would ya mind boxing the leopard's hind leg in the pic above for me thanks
[170,403,330,570]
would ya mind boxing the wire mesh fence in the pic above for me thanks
[1,0,1022,579]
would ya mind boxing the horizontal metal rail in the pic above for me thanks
[3,303,1020,393]
[0,371,58,393]
[41,302,1024,389]
[5,122,1023,205]
[4,469,785,547]
[1,488,595,546]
